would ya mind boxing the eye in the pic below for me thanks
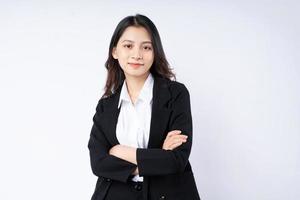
[143,46,152,51]
[123,44,132,49]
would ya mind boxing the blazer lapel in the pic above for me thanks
[99,75,172,148]
[147,76,172,148]
[98,86,122,146]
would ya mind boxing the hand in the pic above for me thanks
[162,130,188,150]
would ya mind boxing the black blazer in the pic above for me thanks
[88,75,200,200]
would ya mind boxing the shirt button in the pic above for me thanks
[106,178,111,182]
[159,195,166,199]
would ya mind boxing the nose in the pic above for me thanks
[131,47,142,60]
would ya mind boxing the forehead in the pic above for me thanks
[119,26,152,43]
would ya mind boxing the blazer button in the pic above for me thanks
[134,184,142,191]
[159,195,166,199]
[106,178,111,182]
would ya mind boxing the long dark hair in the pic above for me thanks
[102,14,176,98]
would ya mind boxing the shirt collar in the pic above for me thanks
[118,73,154,108]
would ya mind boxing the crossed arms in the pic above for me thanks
[88,85,192,182]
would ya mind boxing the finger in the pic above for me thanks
[176,138,187,143]
[165,137,187,146]
[169,141,184,150]
[165,140,185,150]
[171,135,188,140]
[166,139,186,148]
[168,130,181,136]
[166,130,182,138]
[168,136,188,144]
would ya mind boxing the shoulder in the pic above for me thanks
[156,77,189,93]
[95,93,113,113]
[95,85,122,112]
[170,80,189,94]
[160,79,192,113]
[162,78,190,100]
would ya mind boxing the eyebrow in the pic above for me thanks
[121,40,152,44]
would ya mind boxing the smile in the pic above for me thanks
[128,63,144,68]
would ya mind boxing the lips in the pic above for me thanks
[128,63,144,68]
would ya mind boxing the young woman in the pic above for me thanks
[88,14,200,200]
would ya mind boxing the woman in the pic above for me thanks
[88,14,200,200]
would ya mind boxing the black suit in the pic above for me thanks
[88,75,201,200]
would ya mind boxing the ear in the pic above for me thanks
[112,47,118,59]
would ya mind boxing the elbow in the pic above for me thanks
[90,156,106,177]
[172,149,190,173]
[174,158,189,173]
[90,160,100,177]
[176,161,188,173]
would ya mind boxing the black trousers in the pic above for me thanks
[104,180,143,200]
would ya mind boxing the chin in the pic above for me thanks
[124,70,150,78]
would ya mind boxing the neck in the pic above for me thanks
[125,72,150,100]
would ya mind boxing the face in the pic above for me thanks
[112,26,154,80]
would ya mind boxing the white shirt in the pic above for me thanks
[116,73,154,182]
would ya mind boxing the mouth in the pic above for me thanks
[128,63,144,68]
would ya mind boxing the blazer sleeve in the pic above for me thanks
[88,100,137,183]
[136,84,193,176]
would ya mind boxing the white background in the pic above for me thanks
[0,0,299,199]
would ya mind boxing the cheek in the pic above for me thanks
[145,55,154,69]
[118,50,129,58]
[144,52,154,62]
[117,52,130,65]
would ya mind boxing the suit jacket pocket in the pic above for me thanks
[91,177,112,200]
[149,171,200,200]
